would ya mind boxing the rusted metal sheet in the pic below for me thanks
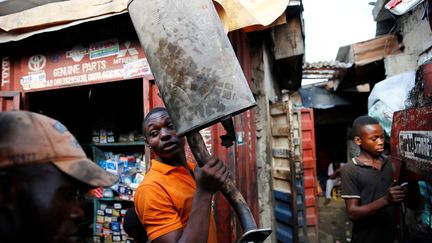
[236,109,260,224]
[391,105,432,182]
[351,35,401,66]
[16,38,152,92]
[213,123,238,243]
[336,35,401,67]
[212,112,260,243]
[227,30,260,242]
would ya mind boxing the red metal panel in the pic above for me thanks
[304,176,316,189]
[234,109,259,222]
[303,149,316,169]
[305,191,317,206]
[306,210,318,225]
[214,29,259,243]
[213,113,260,243]
[145,80,165,111]
[214,112,259,242]
[246,109,259,222]
[214,123,238,243]
[390,105,432,182]
[301,108,319,234]
[229,27,258,211]
[0,91,20,111]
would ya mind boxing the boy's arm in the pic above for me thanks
[344,185,406,221]
[153,156,228,243]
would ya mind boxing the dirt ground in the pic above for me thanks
[318,196,353,243]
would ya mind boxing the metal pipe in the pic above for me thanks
[187,131,257,231]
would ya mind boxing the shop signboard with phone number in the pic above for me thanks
[18,38,154,92]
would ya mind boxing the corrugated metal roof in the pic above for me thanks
[303,60,353,69]
[302,61,352,80]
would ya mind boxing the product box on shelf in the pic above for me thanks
[88,139,145,242]
[93,199,134,243]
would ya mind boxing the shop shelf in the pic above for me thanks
[84,141,145,147]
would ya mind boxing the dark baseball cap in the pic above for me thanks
[0,110,117,187]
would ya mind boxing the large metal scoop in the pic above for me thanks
[128,0,272,241]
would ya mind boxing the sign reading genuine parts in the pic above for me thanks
[18,38,153,92]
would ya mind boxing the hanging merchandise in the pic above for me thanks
[385,0,425,15]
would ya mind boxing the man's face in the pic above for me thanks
[143,110,185,160]
[11,163,88,243]
[355,124,385,156]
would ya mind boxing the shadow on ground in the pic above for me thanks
[318,196,352,243]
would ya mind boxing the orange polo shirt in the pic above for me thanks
[134,159,217,242]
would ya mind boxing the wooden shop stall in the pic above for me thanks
[0,14,259,243]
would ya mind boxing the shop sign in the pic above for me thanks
[19,38,153,92]
[123,58,152,79]
[89,39,119,60]
[399,131,432,162]
[1,56,10,87]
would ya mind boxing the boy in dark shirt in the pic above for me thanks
[341,115,407,243]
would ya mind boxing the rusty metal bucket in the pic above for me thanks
[127,0,256,137]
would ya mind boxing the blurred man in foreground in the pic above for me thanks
[0,111,117,243]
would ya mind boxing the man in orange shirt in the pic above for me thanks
[134,107,228,243]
